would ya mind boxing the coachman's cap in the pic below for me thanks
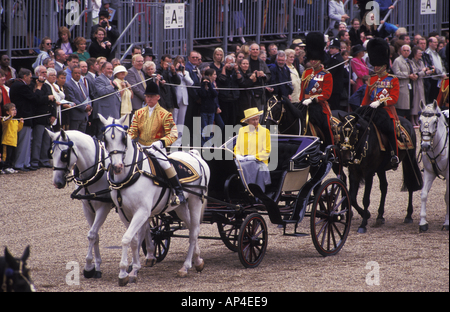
[144,80,159,95]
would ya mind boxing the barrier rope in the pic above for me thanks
[6,58,447,122]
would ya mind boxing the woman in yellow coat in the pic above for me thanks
[234,107,271,192]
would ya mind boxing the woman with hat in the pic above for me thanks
[128,80,185,205]
[113,65,133,127]
[361,38,400,168]
[300,32,334,147]
[234,107,271,192]
[350,44,369,93]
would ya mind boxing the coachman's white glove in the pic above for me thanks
[152,140,165,150]
[236,154,246,161]
[370,100,381,108]
[302,98,313,106]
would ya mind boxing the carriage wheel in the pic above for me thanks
[238,213,268,268]
[141,216,171,263]
[310,178,352,257]
[217,213,241,252]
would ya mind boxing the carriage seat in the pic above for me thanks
[266,140,311,196]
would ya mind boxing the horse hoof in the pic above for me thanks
[129,275,138,284]
[442,225,449,231]
[195,260,205,273]
[357,227,367,234]
[118,276,129,287]
[404,217,413,224]
[419,224,429,233]
[93,271,102,279]
[375,218,385,226]
[83,268,96,279]
[143,258,157,268]
[177,269,188,278]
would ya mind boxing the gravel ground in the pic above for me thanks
[1,136,448,292]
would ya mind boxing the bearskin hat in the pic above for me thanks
[305,32,326,62]
[367,38,390,69]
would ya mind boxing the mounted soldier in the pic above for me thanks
[361,38,400,168]
[300,32,334,147]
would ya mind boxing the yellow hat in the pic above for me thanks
[240,107,264,123]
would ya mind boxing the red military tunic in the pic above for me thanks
[299,65,334,144]
[361,72,400,153]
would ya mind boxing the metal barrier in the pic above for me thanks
[1,0,449,62]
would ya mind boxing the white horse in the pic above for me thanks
[417,101,449,232]
[46,129,156,279]
[98,115,210,286]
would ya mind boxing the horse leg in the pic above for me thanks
[139,222,157,267]
[188,197,204,273]
[358,174,374,234]
[419,173,435,232]
[443,178,449,231]
[82,206,96,278]
[119,209,149,286]
[375,171,388,225]
[348,175,364,218]
[128,233,141,284]
[404,190,414,224]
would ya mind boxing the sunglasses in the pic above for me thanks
[45,42,53,45]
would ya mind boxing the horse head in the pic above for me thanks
[46,129,77,189]
[418,100,443,152]
[264,95,303,134]
[1,246,35,292]
[337,113,364,165]
[98,114,129,175]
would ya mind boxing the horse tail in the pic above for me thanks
[400,121,423,192]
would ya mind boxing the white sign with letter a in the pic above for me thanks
[164,3,185,29]
[420,0,436,15]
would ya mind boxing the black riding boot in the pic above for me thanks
[165,166,186,205]
[388,133,399,169]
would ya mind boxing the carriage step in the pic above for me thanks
[283,232,308,237]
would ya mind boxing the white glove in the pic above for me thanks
[370,100,381,108]
[151,140,165,150]
[244,155,256,161]
[303,98,313,106]
[236,154,246,161]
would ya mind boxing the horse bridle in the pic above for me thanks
[338,114,370,165]
[101,122,129,157]
[49,134,77,173]
[265,96,284,125]
[1,260,35,292]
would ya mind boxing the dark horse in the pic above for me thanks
[0,246,35,292]
[336,106,423,233]
[265,95,347,179]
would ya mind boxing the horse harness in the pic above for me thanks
[50,134,114,213]
[419,109,449,180]
[1,260,34,292]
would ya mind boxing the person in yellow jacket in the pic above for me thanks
[234,107,271,192]
[128,80,184,205]
[1,103,24,174]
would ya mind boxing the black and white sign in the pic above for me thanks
[420,0,436,15]
[164,3,185,29]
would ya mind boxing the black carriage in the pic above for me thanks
[149,134,352,268]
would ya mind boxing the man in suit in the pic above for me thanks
[125,54,146,115]
[54,48,67,72]
[9,69,50,171]
[325,38,345,111]
[93,61,121,137]
[65,66,91,132]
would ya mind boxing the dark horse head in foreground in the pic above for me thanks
[0,246,35,292]
[336,106,423,233]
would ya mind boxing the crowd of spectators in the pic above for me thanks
[1,1,449,174]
